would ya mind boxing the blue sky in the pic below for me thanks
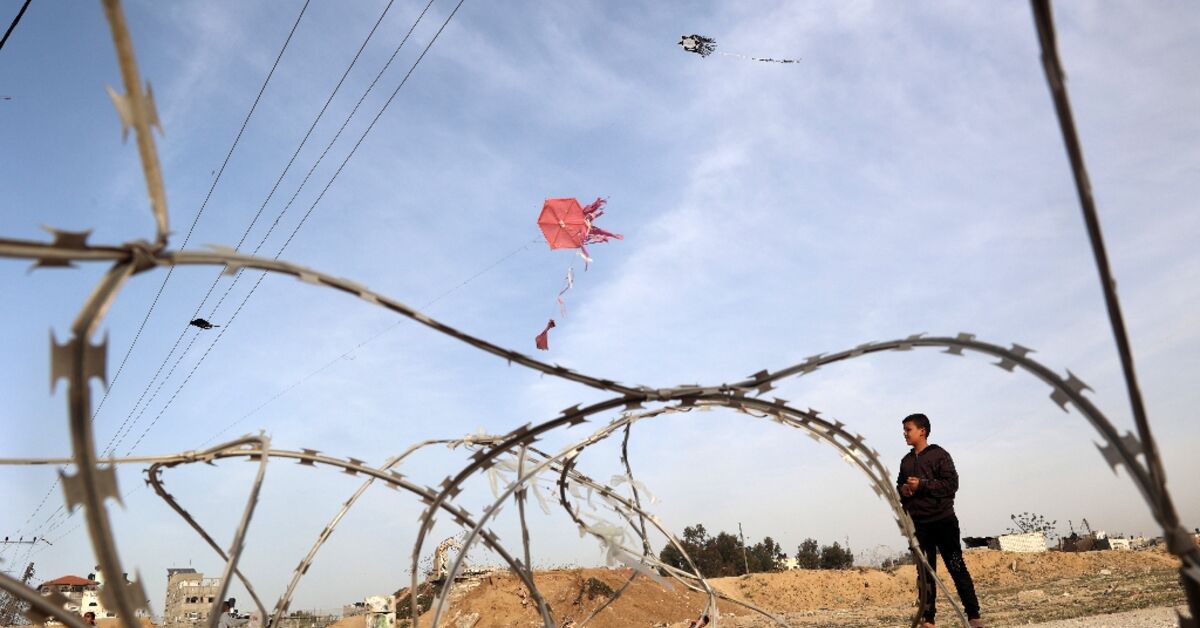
[2,0,1198,615]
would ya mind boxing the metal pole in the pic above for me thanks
[738,522,749,575]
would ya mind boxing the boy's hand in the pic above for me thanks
[905,476,921,493]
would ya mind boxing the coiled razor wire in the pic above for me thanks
[0,1,1197,627]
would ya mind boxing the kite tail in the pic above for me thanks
[719,51,801,64]
[585,226,623,244]
[556,267,574,317]
[535,319,556,351]
[582,197,607,220]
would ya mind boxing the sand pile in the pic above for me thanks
[364,549,1184,627]
[417,568,737,627]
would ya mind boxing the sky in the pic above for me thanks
[1,0,1198,616]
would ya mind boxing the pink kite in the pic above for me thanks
[533,197,622,350]
[537,197,623,267]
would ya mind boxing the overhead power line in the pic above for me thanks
[100,0,398,460]
[21,0,468,557]
[107,0,441,457]
[124,0,464,456]
[5,0,312,552]
[0,0,33,52]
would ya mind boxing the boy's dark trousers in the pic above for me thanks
[915,514,981,622]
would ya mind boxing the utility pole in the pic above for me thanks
[0,562,36,625]
[738,522,749,575]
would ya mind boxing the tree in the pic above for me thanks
[881,552,915,571]
[660,525,789,577]
[819,542,854,570]
[709,531,743,577]
[658,542,687,574]
[1006,512,1059,542]
[747,536,786,572]
[795,538,820,569]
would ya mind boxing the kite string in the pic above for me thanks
[718,51,801,64]
[200,236,542,446]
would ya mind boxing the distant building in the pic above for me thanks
[163,568,223,628]
[778,557,799,570]
[37,576,100,615]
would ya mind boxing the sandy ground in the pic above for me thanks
[1024,605,1192,627]
[408,549,1189,627]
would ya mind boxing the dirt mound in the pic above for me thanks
[709,568,911,612]
[416,567,740,628]
[930,547,1181,588]
[711,549,1181,614]
[421,550,1182,627]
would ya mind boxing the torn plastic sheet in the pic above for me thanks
[531,480,552,515]
[610,474,659,504]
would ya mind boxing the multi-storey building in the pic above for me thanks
[163,568,223,628]
[37,576,100,615]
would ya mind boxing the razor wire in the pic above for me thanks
[1,1,1197,628]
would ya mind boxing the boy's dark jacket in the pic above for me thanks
[896,444,959,524]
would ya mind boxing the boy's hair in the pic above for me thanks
[903,413,931,437]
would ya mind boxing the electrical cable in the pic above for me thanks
[3,0,313,551]
[123,0,466,456]
[105,0,441,458]
[100,0,397,459]
[0,0,32,52]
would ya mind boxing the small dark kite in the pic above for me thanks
[678,34,800,64]
[678,34,717,57]
[189,318,219,330]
